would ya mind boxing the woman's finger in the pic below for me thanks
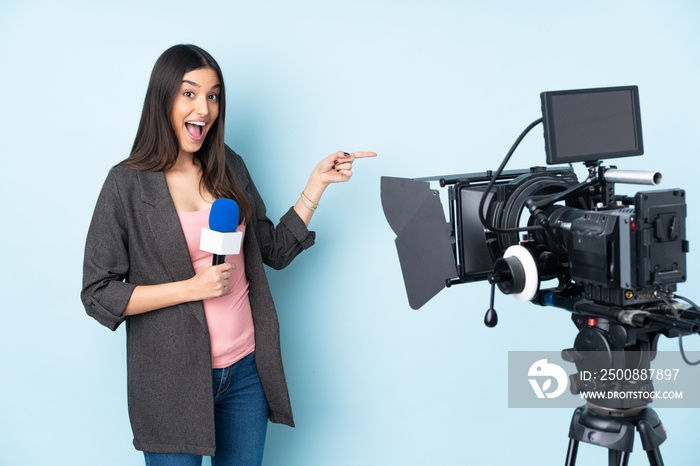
[348,151,377,159]
[335,169,353,181]
[330,151,376,165]
[319,150,375,183]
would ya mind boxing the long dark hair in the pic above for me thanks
[119,44,250,222]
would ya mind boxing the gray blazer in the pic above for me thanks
[81,147,314,455]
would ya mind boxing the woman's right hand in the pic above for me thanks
[124,262,235,316]
[188,262,234,300]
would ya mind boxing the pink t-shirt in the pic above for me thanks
[177,208,255,369]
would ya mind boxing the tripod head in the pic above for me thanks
[563,315,661,412]
[558,301,690,465]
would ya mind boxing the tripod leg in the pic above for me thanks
[607,449,631,466]
[646,448,664,466]
[617,451,630,466]
[565,438,579,466]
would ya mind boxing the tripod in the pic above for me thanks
[564,403,666,466]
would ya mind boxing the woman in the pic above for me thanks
[81,44,375,465]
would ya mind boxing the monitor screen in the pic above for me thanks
[541,86,643,165]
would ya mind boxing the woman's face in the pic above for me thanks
[170,67,221,158]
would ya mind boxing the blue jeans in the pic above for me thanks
[143,352,269,466]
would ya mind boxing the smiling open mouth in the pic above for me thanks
[186,121,206,140]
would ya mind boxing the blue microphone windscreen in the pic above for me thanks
[209,198,240,232]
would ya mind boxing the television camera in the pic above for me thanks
[381,86,700,465]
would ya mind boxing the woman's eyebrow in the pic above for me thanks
[182,80,221,90]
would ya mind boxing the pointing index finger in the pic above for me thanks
[348,151,377,159]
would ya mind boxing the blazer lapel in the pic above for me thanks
[137,170,207,326]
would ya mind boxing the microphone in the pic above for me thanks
[200,198,242,265]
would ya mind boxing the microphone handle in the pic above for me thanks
[213,254,226,266]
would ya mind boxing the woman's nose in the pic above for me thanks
[195,96,209,116]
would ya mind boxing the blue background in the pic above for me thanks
[2,1,700,465]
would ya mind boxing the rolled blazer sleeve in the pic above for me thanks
[81,170,137,331]
[227,148,315,270]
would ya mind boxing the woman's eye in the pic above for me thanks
[209,94,219,101]
[184,91,194,98]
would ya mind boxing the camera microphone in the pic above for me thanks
[200,198,242,265]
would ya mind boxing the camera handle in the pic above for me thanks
[525,163,662,218]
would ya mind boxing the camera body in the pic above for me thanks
[452,166,688,308]
[561,189,687,305]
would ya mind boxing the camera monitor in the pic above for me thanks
[541,85,644,165]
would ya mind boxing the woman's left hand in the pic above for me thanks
[295,150,377,226]
[314,151,377,185]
